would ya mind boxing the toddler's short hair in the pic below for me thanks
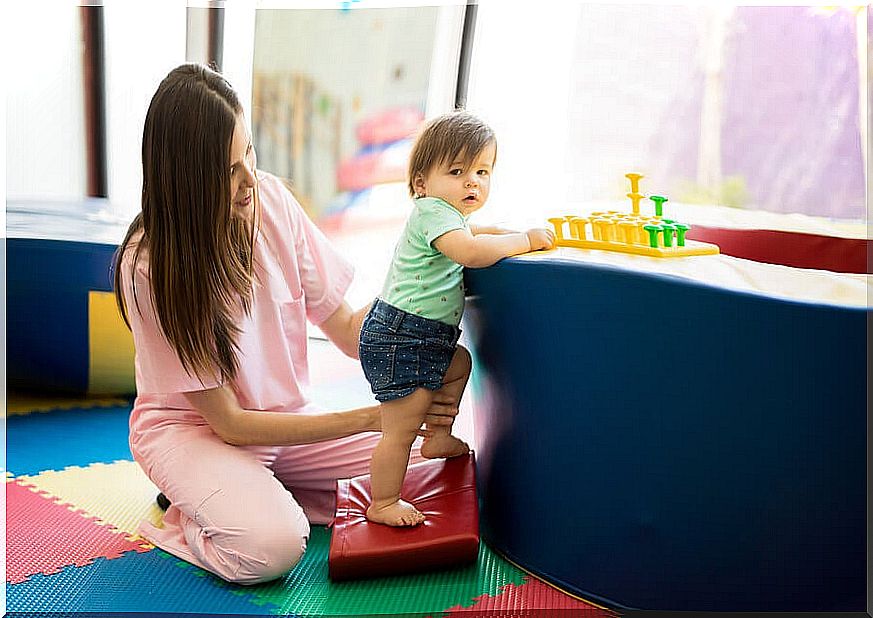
[407,111,495,197]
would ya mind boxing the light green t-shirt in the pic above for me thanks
[381,197,468,326]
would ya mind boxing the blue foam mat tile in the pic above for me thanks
[4,612,288,618]
[6,614,287,618]
[6,404,134,475]
[5,548,284,615]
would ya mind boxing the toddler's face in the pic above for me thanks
[415,141,496,216]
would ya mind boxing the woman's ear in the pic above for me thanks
[412,173,426,198]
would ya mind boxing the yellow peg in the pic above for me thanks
[566,217,580,239]
[635,222,649,244]
[591,218,608,241]
[568,216,589,240]
[625,172,644,194]
[627,192,645,215]
[618,221,637,245]
[547,217,566,240]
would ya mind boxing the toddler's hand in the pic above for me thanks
[525,228,556,251]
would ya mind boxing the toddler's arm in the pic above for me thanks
[470,223,515,235]
[434,227,555,269]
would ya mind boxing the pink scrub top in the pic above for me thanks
[121,171,353,416]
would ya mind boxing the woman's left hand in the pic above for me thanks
[424,388,460,428]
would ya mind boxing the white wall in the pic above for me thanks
[6,2,86,201]
[104,0,187,220]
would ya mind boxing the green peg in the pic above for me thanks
[661,223,676,248]
[643,224,662,248]
[649,195,668,217]
[674,223,690,246]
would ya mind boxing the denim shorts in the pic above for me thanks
[359,298,461,402]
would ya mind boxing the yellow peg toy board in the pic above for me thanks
[547,173,720,258]
[548,210,720,258]
[556,236,720,257]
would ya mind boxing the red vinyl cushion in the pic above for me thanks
[686,225,870,274]
[328,453,479,581]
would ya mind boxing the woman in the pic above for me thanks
[113,63,456,584]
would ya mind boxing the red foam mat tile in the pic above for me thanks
[6,479,152,584]
[444,576,616,616]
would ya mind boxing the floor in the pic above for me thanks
[4,337,613,617]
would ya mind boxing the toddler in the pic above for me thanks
[359,111,555,526]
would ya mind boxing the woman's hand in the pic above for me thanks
[368,388,459,438]
[423,387,460,434]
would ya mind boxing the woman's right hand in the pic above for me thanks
[368,399,456,438]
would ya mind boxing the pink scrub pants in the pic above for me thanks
[129,400,423,584]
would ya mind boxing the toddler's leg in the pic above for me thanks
[270,430,426,525]
[367,388,432,526]
[421,345,472,459]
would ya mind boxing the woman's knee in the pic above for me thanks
[197,490,311,585]
[225,515,310,584]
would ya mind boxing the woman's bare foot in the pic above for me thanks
[366,499,425,527]
[420,434,470,459]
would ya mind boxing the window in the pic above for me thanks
[468,4,867,225]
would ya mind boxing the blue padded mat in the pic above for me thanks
[5,549,280,615]
[6,404,134,475]
[464,256,868,612]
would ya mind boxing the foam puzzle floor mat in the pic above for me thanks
[6,342,615,616]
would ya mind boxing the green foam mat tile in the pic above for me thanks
[168,526,526,617]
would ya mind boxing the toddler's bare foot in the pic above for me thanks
[420,434,470,459]
[366,499,425,527]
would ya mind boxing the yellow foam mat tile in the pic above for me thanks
[6,394,130,416]
[15,460,164,543]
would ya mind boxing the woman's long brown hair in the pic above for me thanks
[112,63,256,385]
